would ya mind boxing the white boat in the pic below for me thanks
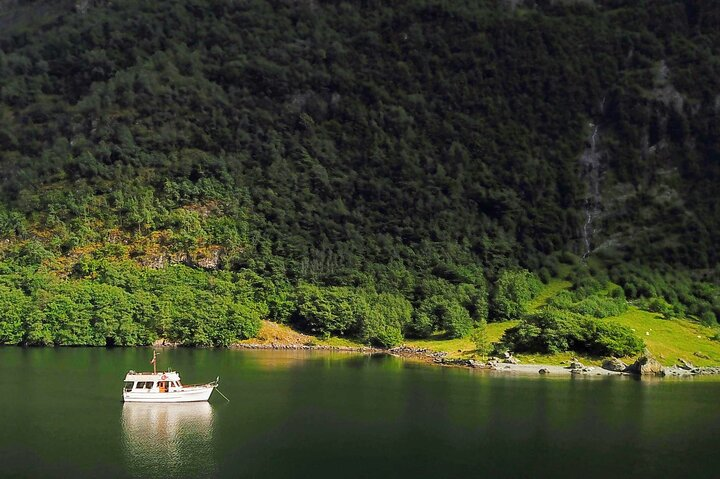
[122,351,218,403]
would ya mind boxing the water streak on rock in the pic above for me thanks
[580,123,601,259]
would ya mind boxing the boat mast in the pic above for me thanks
[152,350,157,374]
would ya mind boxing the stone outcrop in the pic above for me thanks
[602,358,627,372]
[503,351,519,364]
[628,354,664,376]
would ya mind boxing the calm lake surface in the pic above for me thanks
[1,348,719,478]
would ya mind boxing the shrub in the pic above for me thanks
[571,295,628,318]
[499,308,644,357]
[643,297,677,319]
[471,319,491,357]
[700,310,717,327]
[591,321,645,357]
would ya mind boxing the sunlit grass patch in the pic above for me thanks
[606,307,720,366]
[529,279,572,311]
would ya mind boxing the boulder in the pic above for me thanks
[602,358,628,372]
[677,358,694,370]
[628,354,664,376]
[569,359,584,370]
[538,368,550,374]
[503,355,519,364]
[694,351,711,360]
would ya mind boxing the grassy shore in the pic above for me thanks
[404,279,720,367]
[238,278,720,368]
[403,309,720,366]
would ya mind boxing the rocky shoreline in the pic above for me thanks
[181,341,720,378]
[386,346,720,378]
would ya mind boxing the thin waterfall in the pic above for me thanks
[580,123,601,259]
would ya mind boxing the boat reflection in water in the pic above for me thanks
[122,402,216,478]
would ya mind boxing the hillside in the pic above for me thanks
[0,0,718,351]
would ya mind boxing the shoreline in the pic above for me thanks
[230,342,720,378]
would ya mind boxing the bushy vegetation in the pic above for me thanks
[491,269,543,321]
[0,0,719,347]
[498,308,644,357]
[547,291,628,318]
[0,261,262,346]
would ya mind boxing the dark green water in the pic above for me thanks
[1,348,719,478]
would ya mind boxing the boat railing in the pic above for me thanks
[182,382,217,389]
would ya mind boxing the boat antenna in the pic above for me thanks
[151,350,158,375]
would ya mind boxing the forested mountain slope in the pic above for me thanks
[0,0,718,347]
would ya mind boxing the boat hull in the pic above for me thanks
[123,386,215,403]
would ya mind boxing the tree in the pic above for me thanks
[0,285,30,344]
[295,283,356,337]
[471,319,491,358]
[490,269,543,321]
[358,292,412,348]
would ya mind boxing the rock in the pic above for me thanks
[569,360,584,370]
[503,355,519,364]
[192,245,224,269]
[602,358,628,372]
[694,351,711,360]
[468,359,482,368]
[677,358,694,370]
[538,368,550,374]
[628,354,664,376]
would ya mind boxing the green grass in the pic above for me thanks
[529,279,572,311]
[405,321,517,359]
[246,283,720,367]
[404,281,720,367]
[606,307,720,366]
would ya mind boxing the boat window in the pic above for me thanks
[124,382,133,392]
[145,382,153,389]
[135,382,145,389]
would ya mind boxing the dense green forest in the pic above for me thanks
[0,0,718,351]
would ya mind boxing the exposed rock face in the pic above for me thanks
[192,245,224,269]
[136,246,226,270]
[628,355,664,376]
[538,368,550,374]
[602,358,627,372]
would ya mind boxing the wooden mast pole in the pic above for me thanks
[152,350,157,374]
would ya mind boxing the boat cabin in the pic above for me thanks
[123,370,183,393]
